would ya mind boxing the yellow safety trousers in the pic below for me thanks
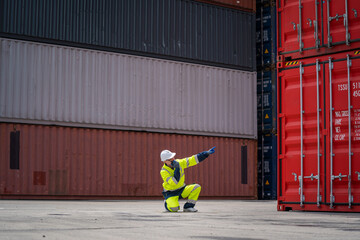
[164,184,201,212]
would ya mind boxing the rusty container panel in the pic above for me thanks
[277,50,360,212]
[0,38,257,139]
[0,123,257,199]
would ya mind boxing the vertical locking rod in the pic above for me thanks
[314,1,320,49]
[300,63,304,206]
[345,0,350,45]
[329,57,334,208]
[316,60,321,206]
[347,54,352,208]
[299,0,303,52]
[327,0,332,47]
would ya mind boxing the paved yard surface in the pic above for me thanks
[0,200,360,239]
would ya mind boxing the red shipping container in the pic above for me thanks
[277,50,360,211]
[277,0,360,61]
[0,123,257,199]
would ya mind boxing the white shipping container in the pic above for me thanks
[0,38,257,138]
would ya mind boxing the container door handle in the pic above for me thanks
[355,171,360,180]
[352,9,358,18]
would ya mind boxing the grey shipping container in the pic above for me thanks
[0,38,257,139]
[0,0,256,71]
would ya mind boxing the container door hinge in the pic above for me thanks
[330,195,335,208]
[317,195,322,207]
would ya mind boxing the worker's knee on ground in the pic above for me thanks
[165,197,180,212]
[168,206,180,212]
[165,202,180,212]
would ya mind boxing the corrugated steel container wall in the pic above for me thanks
[257,133,277,199]
[277,0,360,61]
[0,0,256,71]
[256,0,277,69]
[0,123,257,199]
[256,0,277,200]
[277,50,360,212]
[0,38,257,139]
[196,0,256,12]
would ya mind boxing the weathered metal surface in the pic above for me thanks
[0,38,257,139]
[0,0,256,71]
[0,123,257,199]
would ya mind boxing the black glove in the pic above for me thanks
[171,160,180,169]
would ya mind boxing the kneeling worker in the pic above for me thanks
[160,147,216,212]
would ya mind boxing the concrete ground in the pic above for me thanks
[0,200,360,240]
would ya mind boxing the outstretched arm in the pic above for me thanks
[197,146,216,162]
[178,147,216,169]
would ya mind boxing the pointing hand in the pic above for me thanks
[207,147,216,155]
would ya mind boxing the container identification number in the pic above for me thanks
[337,82,360,93]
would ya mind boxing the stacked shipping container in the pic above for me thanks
[277,0,360,211]
[256,0,277,199]
[0,0,257,199]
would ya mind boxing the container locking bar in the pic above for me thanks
[347,54,353,208]
[298,0,304,52]
[314,1,320,49]
[329,57,335,208]
[300,62,304,207]
[316,60,321,207]
[327,0,350,46]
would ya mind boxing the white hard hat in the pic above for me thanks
[160,150,176,162]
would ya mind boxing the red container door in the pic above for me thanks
[324,0,360,48]
[278,60,324,206]
[278,51,360,211]
[277,0,360,60]
[325,54,360,208]
[278,0,321,56]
